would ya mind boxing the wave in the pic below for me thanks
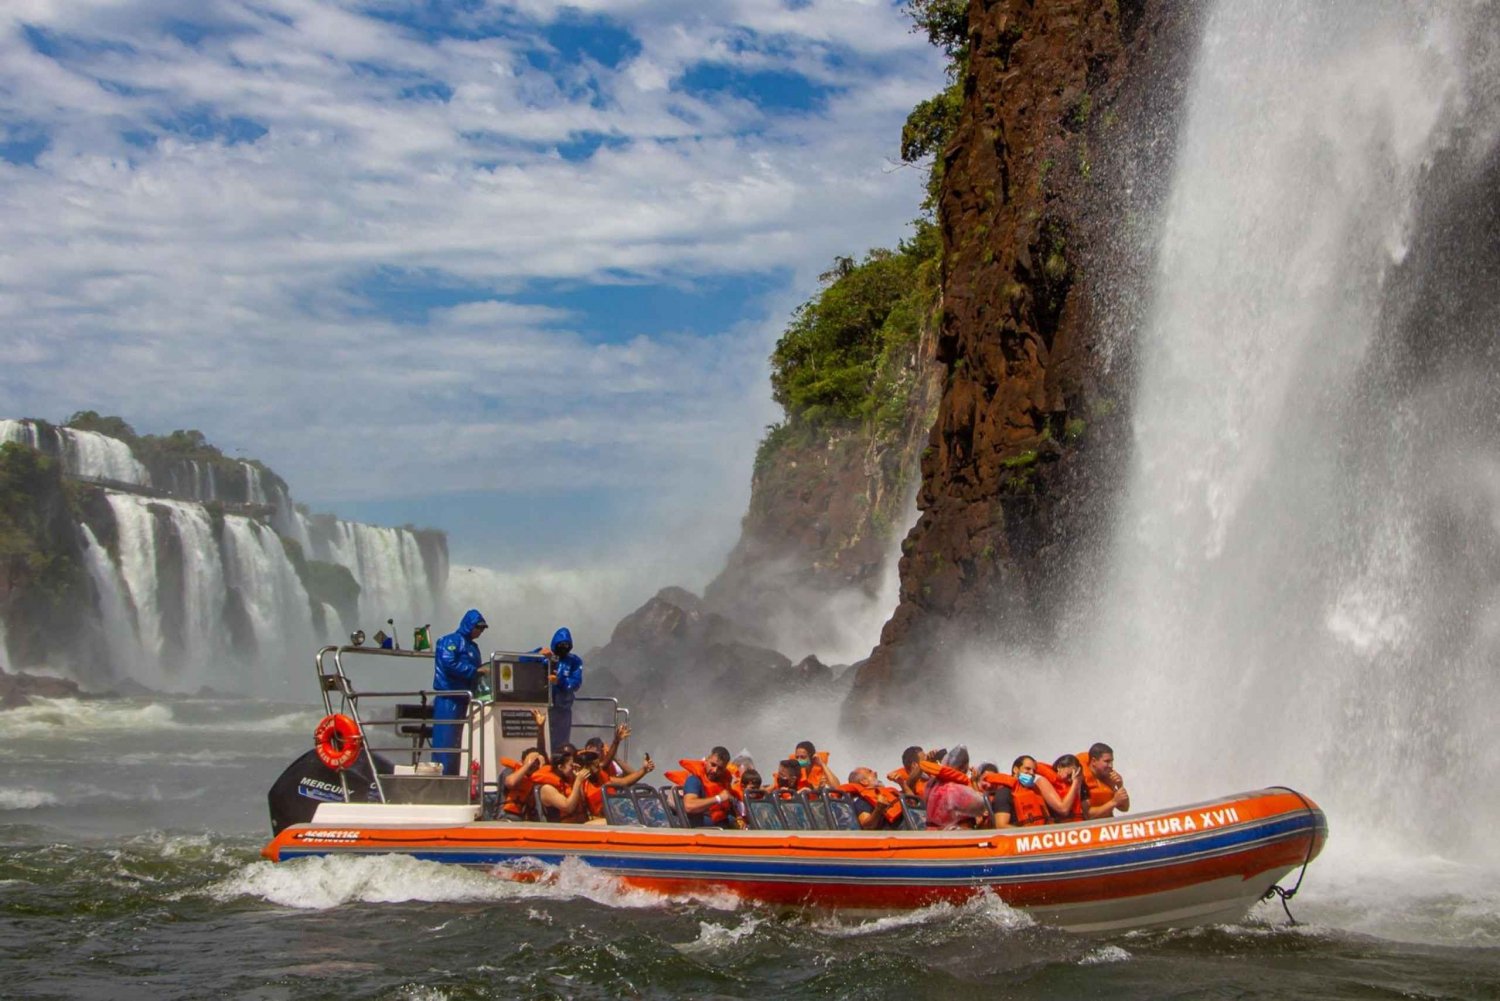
[206,855,742,912]
[0,698,313,739]
[809,888,1034,939]
[0,788,61,810]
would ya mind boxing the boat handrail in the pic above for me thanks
[311,644,632,810]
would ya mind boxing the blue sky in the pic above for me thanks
[0,1,944,577]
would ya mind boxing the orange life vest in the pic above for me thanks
[1036,762,1084,822]
[581,771,606,819]
[532,766,586,823]
[983,772,1049,826]
[500,756,537,817]
[838,782,904,826]
[918,760,973,786]
[670,758,736,825]
[791,750,831,789]
[889,767,930,798]
[1078,752,1119,815]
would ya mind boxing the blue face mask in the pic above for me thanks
[796,757,811,767]
[1017,772,1036,788]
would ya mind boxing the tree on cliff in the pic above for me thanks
[767,221,938,439]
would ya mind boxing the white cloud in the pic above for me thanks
[0,0,945,571]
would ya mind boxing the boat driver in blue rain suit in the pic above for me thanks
[432,609,488,775]
[536,627,583,748]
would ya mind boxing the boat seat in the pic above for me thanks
[602,785,643,826]
[774,790,813,831]
[819,789,863,831]
[393,702,434,765]
[662,785,693,827]
[901,793,927,831]
[630,785,678,828]
[743,790,784,831]
[798,789,834,829]
[380,774,469,805]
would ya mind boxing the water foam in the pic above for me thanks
[811,889,1033,939]
[209,854,742,913]
[0,788,61,810]
[677,915,766,955]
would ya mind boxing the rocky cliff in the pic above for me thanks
[847,0,1204,723]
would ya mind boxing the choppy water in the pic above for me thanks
[2,697,1499,1000]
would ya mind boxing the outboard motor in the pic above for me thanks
[267,748,393,835]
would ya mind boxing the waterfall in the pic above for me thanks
[62,429,150,485]
[105,493,167,676]
[1075,1,1500,852]
[79,524,141,675]
[105,493,229,686]
[306,518,439,630]
[219,515,317,657]
[98,493,331,692]
[0,418,38,450]
[0,419,149,485]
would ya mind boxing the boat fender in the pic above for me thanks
[313,713,364,771]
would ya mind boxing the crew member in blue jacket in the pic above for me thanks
[432,609,488,774]
[539,627,583,748]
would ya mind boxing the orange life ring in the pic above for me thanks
[314,713,364,771]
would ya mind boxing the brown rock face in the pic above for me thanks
[704,321,943,646]
[846,0,1202,724]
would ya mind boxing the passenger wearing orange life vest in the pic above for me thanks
[791,741,833,789]
[674,746,739,828]
[496,708,550,819]
[887,745,928,798]
[1043,754,1087,823]
[583,722,634,778]
[499,746,546,819]
[986,755,1051,827]
[840,768,905,830]
[533,746,589,823]
[772,758,801,793]
[1079,742,1130,818]
[573,748,655,821]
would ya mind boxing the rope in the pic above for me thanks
[1261,787,1319,926]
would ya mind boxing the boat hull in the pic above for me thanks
[261,787,1326,931]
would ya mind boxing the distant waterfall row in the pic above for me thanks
[1,417,449,693]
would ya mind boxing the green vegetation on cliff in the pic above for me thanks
[0,444,80,603]
[762,220,940,469]
[0,443,92,666]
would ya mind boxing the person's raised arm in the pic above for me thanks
[608,755,654,788]
[1034,764,1081,819]
[541,777,586,817]
[503,756,541,791]
[601,723,628,771]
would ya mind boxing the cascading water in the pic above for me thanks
[1089,0,1500,853]
[0,419,149,485]
[79,523,141,676]
[305,516,439,631]
[218,515,317,662]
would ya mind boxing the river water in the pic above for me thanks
[2,694,1499,1000]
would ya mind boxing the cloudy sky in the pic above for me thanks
[0,1,944,575]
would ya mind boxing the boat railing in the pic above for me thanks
[315,645,488,805]
[312,645,631,811]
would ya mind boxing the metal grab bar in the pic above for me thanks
[310,645,633,811]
